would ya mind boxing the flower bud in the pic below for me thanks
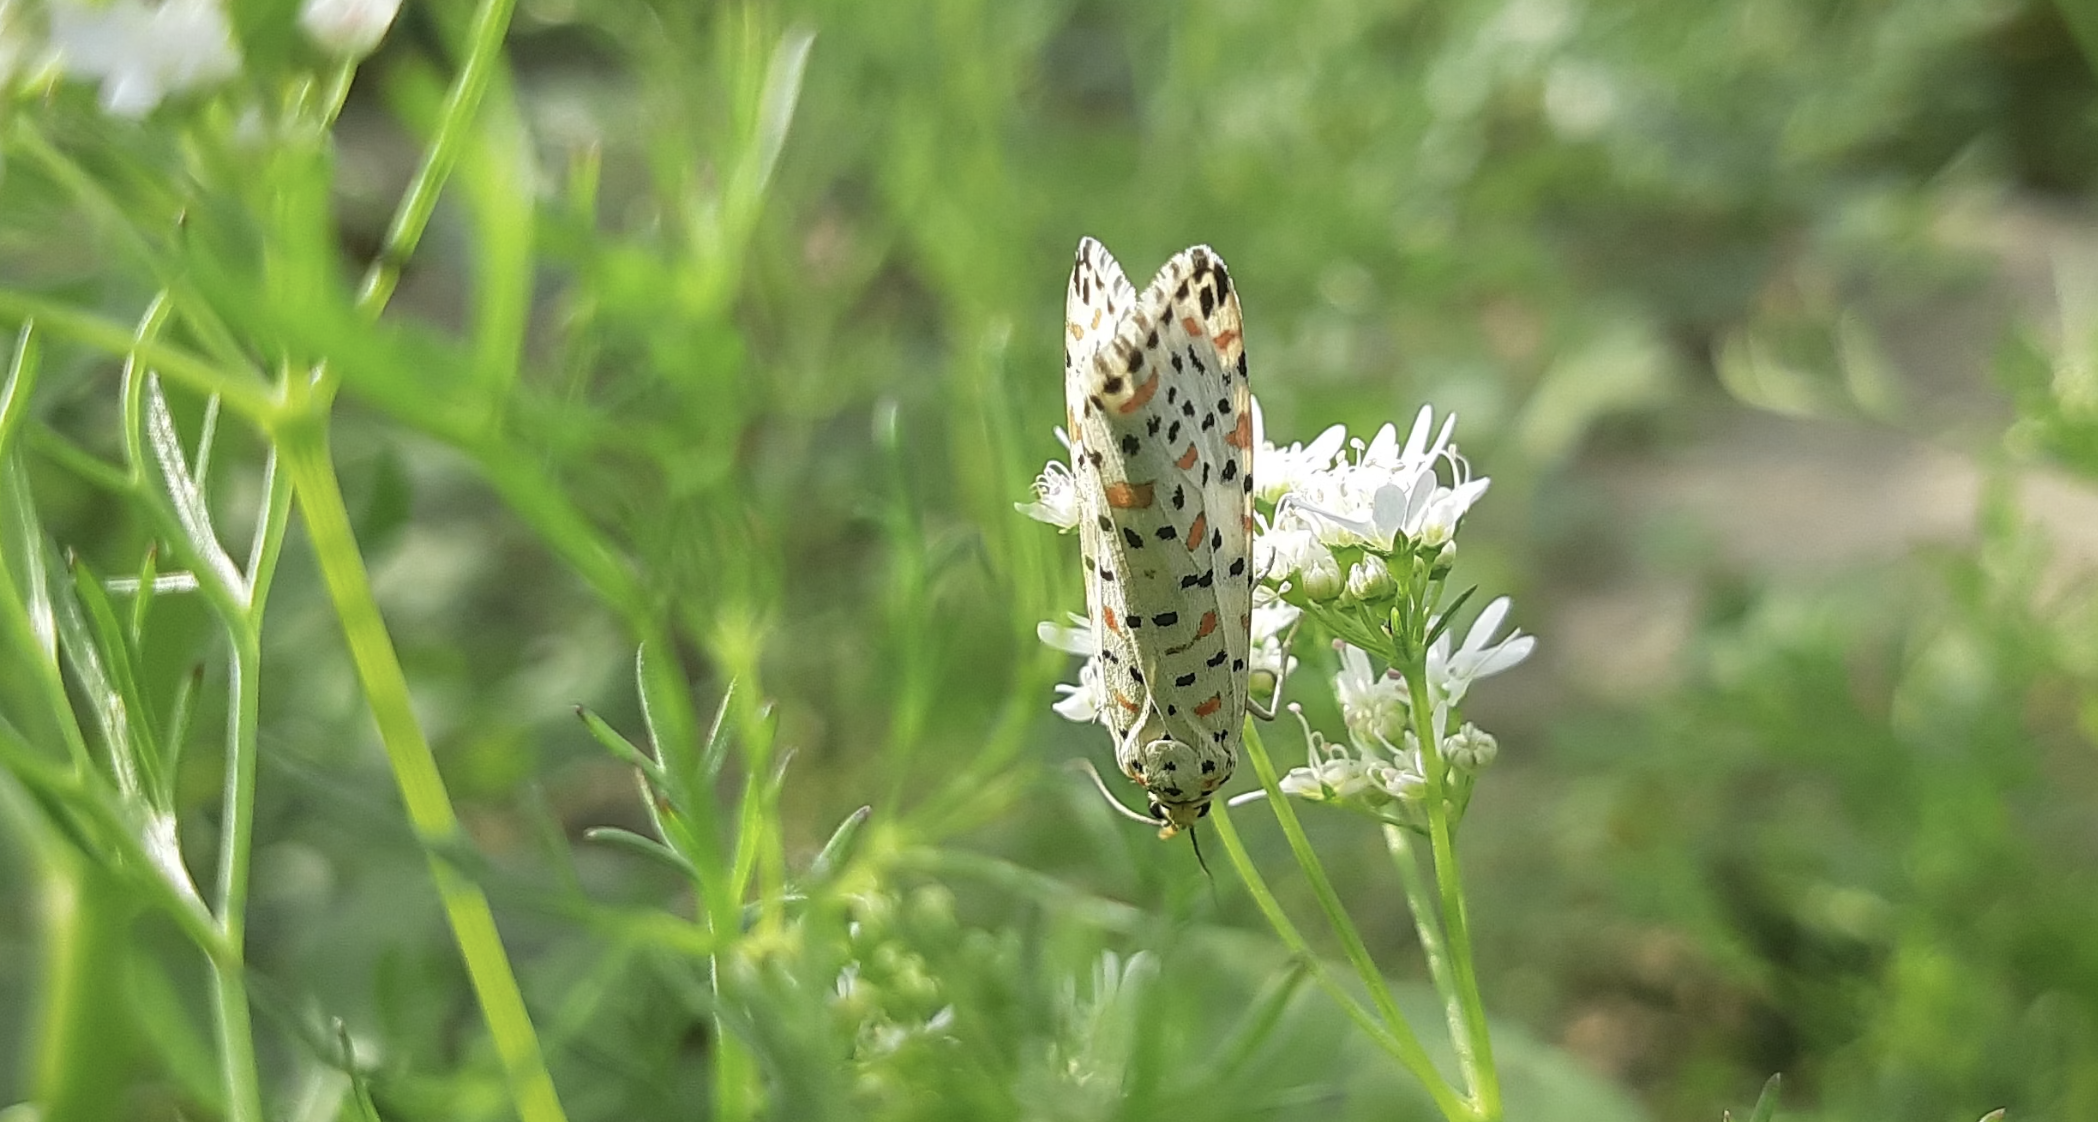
[1371,761,1427,804]
[1344,553,1394,602]
[1298,548,1345,601]
[1445,723,1499,771]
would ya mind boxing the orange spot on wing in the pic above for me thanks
[1194,694,1223,717]
[1184,513,1208,552]
[1182,316,1203,336]
[1103,605,1120,633]
[1117,372,1160,414]
[1106,481,1155,508]
[1175,444,1200,470]
[1225,410,1253,450]
[1163,611,1220,657]
[1113,690,1142,714]
[1213,328,1241,352]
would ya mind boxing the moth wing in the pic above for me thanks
[1072,242,1252,805]
[1147,246,1253,737]
[1065,239,1149,745]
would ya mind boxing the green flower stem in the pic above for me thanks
[1209,801,1471,1122]
[277,418,569,1122]
[28,849,133,1122]
[354,0,520,317]
[116,295,276,1122]
[202,461,291,1122]
[208,630,265,1122]
[1225,725,1476,1115]
[1404,670,1499,1119]
[1384,824,1469,1078]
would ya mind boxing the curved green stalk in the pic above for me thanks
[353,0,521,316]
[277,420,569,1122]
[1404,671,1499,1119]
[1209,801,1470,1121]
[1225,725,1476,1115]
[1385,824,1469,1087]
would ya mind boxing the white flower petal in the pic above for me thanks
[1037,614,1097,656]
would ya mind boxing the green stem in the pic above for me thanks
[1209,803,1472,1121]
[28,849,135,1122]
[202,459,292,1122]
[278,420,569,1122]
[1385,824,1469,1079]
[1404,673,1499,1119]
[354,0,520,317]
[0,726,232,963]
[208,631,265,1122]
[0,290,273,420]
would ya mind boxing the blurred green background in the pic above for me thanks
[7,0,2098,1118]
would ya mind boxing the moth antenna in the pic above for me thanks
[1068,759,1164,827]
[1188,823,1216,890]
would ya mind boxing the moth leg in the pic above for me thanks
[1247,618,1300,722]
[1066,759,1166,827]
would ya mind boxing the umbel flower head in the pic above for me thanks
[1248,402,1490,604]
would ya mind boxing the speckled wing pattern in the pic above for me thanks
[1064,237,1254,834]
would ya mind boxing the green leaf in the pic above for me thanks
[140,376,244,601]
[582,826,698,878]
[1423,585,1479,652]
[67,555,165,807]
[1733,1073,1781,1122]
[575,703,664,783]
[807,805,872,881]
[0,320,37,457]
[746,28,816,207]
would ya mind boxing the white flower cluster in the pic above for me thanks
[1019,395,1533,823]
[1253,400,1490,601]
[38,0,400,119]
[47,0,241,117]
[1258,600,1531,823]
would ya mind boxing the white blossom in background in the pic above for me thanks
[48,0,240,117]
[298,0,403,57]
[1015,430,1081,531]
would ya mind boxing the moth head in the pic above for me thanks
[1131,734,1218,839]
[1147,793,1212,840]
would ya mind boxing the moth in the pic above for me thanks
[1063,237,1255,837]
